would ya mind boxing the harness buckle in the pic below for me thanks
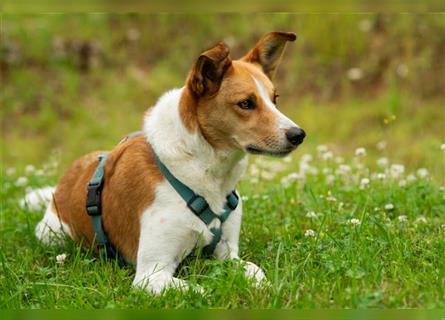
[187,194,209,216]
[226,191,239,211]
[86,183,102,216]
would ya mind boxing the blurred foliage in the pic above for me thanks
[0,14,444,176]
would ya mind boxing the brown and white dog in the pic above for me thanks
[30,32,306,295]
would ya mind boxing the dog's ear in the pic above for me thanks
[187,42,232,97]
[241,32,296,79]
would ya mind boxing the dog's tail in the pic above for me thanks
[20,186,56,211]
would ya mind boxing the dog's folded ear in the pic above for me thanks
[187,42,232,97]
[241,32,296,79]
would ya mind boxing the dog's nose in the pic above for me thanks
[286,127,306,146]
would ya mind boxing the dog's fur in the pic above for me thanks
[31,32,305,295]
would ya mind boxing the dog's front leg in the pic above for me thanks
[132,210,198,295]
[214,202,267,285]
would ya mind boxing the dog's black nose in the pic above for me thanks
[286,127,306,146]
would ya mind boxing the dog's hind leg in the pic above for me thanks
[35,195,72,246]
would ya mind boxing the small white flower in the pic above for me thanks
[349,218,361,226]
[360,178,370,189]
[56,253,67,265]
[306,211,317,218]
[241,195,249,201]
[376,140,387,150]
[316,145,328,153]
[398,179,407,187]
[355,147,366,157]
[406,174,416,182]
[377,173,386,180]
[25,165,35,175]
[283,155,292,163]
[416,168,429,178]
[322,151,333,160]
[15,176,28,187]
[347,68,364,81]
[6,167,16,176]
[377,157,389,168]
[304,229,315,237]
[251,178,259,184]
[300,154,313,163]
[335,156,344,164]
[396,64,409,78]
[326,191,337,202]
[322,168,331,175]
[326,174,335,185]
[441,143,445,151]
[262,195,270,200]
[336,164,351,176]
[415,216,427,224]
[359,19,372,32]
[35,169,44,176]
[390,164,405,179]
[384,203,394,210]
[398,215,408,222]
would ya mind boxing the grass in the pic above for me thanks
[1,13,444,309]
[1,145,444,308]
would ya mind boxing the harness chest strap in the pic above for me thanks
[153,154,239,256]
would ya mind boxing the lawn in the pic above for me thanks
[1,13,444,308]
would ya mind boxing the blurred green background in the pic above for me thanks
[1,13,444,177]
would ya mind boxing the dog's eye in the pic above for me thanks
[237,99,255,110]
[273,94,279,104]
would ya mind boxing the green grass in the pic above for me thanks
[1,146,444,308]
[1,13,444,309]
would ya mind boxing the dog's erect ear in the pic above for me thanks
[241,32,296,79]
[187,42,232,97]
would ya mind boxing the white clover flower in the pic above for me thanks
[355,147,366,157]
[326,191,337,202]
[304,229,315,237]
[326,174,335,185]
[349,218,361,226]
[322,151,333,160]
[360,178,370,189]
[25,165,35,175]
[396,64,409,78]
[416,168,429,178]
[249,164,259,175]
[377,157,389,168]
[347,68,364,81]
[415,216,427,224]
[377,173,386,180]
[376,140,387,150]
[338,202,344,209]
[306,211,317,219]
[322,168,332,175]
[316,145,328,153]
[398,215,408,222]
[390,164,405,179]
[35,169,44,176]
[283,155,292,163]
[398,179,407,187]
[241,195,249,201]
[251,178,259,184]
[336,164,351,176]
[384,203,394,210]
[56,253,67,265]
[15,176,28,187]
[406,174,416,182]
[441,143,445,151]
[335,156,344,164]
[300,154,313,163]
[359,19,372,32]
[6,167,16,176]
[261,171,275,180]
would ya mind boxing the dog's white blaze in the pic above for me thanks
[252,76,298,130]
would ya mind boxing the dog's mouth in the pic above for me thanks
[246,145,294,157]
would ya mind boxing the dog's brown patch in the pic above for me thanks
[54,136,163,263]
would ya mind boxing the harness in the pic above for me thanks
[85,132,239,264]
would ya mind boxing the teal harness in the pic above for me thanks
[85,132,239,264]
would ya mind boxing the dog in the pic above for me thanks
[29,31,306,295]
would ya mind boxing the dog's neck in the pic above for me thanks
[144,88,247,213]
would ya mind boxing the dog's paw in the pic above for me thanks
[134,274,204,296]
[244,261,268,286]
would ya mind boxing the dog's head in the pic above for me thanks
[181,31,305,157]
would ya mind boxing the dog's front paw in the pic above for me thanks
[133,273,203,296]
[244,261,268,285]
